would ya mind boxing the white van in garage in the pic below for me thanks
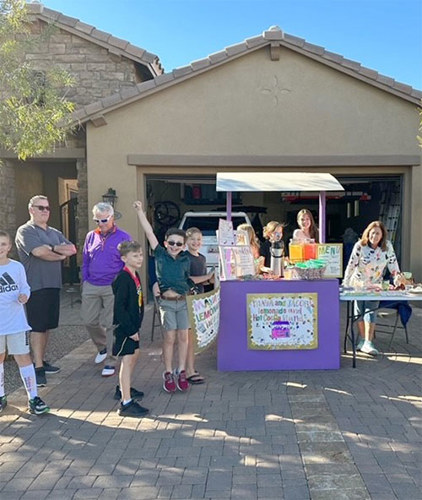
[179,211,251,270]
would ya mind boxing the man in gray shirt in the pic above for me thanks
[15,195,76,387]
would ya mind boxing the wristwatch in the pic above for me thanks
[50,244,56,253]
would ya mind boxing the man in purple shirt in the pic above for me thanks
[81,202,131,376]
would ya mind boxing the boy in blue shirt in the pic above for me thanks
[112,240,149,417]
[134,201,192,393]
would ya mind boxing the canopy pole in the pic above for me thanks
[226,191,232,221]
[319,191,326,243]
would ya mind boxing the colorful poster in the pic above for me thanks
[219,245,255,280]
[186,287,220,353]
[317,243,343,278]
[247,293,318,350]
[217,219,235,246]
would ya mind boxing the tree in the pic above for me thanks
[0,0,75,160]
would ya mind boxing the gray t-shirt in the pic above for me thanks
[15,221,70,291]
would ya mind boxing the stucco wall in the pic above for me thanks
[86,45,422,278]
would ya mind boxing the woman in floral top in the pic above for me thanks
[343,220,401,356]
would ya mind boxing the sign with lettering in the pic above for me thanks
[317,243,343,278]
[186,287,220,353]
[247,293,318,350]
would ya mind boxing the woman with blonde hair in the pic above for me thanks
[293,209,319,242]
[237,223,264,274]
[261,220,285,268]
[343,220,402,356]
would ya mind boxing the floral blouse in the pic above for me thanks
[343,240,400,288]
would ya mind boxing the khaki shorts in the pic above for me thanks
[158,299,190,331]
[0,332,30,355]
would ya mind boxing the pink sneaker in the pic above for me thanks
[163,371,176,393]
[176,370,189,392]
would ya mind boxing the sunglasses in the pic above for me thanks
[93,215,112,224]
[167,241,184,247]
[33,205,50,212]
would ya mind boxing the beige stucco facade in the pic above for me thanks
[85,44,421,285]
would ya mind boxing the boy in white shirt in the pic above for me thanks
[0,231,49,415]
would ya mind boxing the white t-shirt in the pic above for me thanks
[0,259,31,335]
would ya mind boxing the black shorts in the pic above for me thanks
[26,288,60,332]
[113,332,140,357]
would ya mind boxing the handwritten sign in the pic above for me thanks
[247,293,318,350]
[219,245,255,280]
[217,219,235,246]
[317,243,343,278]
[186,287,220,353]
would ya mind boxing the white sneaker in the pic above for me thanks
[95,349,107,364]
[101,365,115,377]
[360,341,379,356]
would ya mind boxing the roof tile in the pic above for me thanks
[120,86,141,99]
[263,27,284,41]
[376,74,395,87]
[107,36,129,51]
[91,28,111,43]
[83,101,104,115]
[284,34,305,47]
[358,67,379,80]
[303,42,325,55]
[137,79,157,92]
[38,7,60,21]
[393,82,413,94]
[208,50,229,64]
[225,42,248,57]
[141,51,158,64]
[154,73,176,85]
[245,35,265,48]
[74,21,94,35]
[172,66,194,78]
[411,89,422,98]
[190,58,211,71]
[125,44,146,59]
[341,58,362,71]
[101,92,123,108]
[56,13,79,28]
[322,51,344,64]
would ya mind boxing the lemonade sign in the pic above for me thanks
[317,243,343,278]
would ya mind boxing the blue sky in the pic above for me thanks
[40,0,422,89]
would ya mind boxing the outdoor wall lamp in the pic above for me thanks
[102,187,118,207]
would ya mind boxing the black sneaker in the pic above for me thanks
[0,395,7,413]
[43,361,60,374]
[113,385,145,401]
[117,399,149,418]
[35,367,47,387]
[28,396,50,415]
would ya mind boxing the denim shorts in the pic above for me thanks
[0,331,30,355]
[354,300,378,323]
[158,298,190,331]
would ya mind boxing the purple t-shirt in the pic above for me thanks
[82,226,131,286]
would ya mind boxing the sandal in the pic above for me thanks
[187,374,205,385]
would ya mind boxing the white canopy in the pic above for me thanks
[216,172,344,192]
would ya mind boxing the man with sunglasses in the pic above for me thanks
[15,195,77,387]
[81,202,131,377]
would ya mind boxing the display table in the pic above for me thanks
[340,290,422,367]
[218,279,340,371]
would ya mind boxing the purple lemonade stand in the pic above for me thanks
[215,172,344,371]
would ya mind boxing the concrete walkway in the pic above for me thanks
[0,293,421,499]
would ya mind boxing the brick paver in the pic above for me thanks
[0,295,421,499]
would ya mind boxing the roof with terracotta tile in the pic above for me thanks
[27,3,163,76]
[71,25,422,126]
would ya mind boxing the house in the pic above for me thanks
[0,2,162,276]
[71,25,422,284]
[1,3,421,286]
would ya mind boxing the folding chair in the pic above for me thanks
[376,301,411,348]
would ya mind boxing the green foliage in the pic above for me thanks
[0,0,75,160]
